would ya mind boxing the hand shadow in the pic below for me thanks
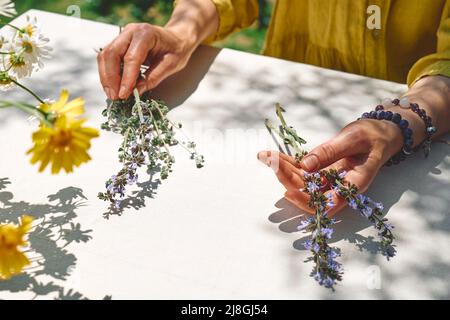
[0,178,109,300]
[150,45,221,109]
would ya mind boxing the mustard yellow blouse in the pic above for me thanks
[204,0,450,86]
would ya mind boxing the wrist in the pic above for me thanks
[383,105,427,149]
[370,99,431,163]
[370,119,404,162]
[165,22,200,53]
[165,0,219,50]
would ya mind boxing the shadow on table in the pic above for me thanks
[150,49,408,132]
[150,45,221,109]
[268,142,450,299]
[0,178,110,300]
[102,167,162,219]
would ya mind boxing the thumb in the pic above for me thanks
[300,133,363,172]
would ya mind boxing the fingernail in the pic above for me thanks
[118,85,127,99]
[301,154,319,172]
[257,152,270,166]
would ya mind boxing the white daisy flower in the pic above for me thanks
[19,16,40,38]
[4,46,34,79]
[15,32,52,69]
[13,16,52,69]
[0,0,17,18]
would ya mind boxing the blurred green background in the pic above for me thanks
[13,0,273,54]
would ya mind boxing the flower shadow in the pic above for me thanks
[102,167,162,219]
[0,178,108,300]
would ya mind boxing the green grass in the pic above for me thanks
[9,0,271,54]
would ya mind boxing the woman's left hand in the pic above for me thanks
[257,118,404,216]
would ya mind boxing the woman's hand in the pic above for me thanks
[97,0,219,100]
[257,119,404,216]
[97,23,197,100]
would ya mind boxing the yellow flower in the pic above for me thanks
[27,115,99,174]
[0,215,34,280]
[39,89,85,120]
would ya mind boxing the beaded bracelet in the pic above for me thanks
[379,98,437,158]
[358,109,413,166]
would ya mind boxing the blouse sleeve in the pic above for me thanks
[407,1,450,86]
[173,0,259,43]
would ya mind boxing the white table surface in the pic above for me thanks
[0,10,449,300]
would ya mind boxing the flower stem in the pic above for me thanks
[132,89,145,123]
[10,79,45,104]
[0,100,51,126]
[153,104,197,156]
[265,118,302,156]
[0,22,23,33]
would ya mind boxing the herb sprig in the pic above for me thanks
[98,89,204,210]
[266,104,395,289]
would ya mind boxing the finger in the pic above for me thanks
[258,151,303,171]
[137,55,178,94]
[257,150,278,168]
[258,150,304,190]
[257,150,283,179]
[300,131,367,172]
[341,154,380,193]
[279,152,303,168]
[98,31,133,99]
[284,190,314,215]
[324,170,371,217]
[277,158,305,190]
[322,190,347,217]
[118,34,153,99]
[286,188,346,217]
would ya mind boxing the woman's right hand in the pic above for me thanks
[97,22,198,100]
[97,0,220,100]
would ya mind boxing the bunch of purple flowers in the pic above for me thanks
[325,169,396,258]
[266,104,396,290]
[299,172,343,288]
[98,90,204,211]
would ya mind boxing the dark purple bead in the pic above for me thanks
[385,159,393,167]
[375,105,384,111]
[405,138,414,147]
[399,119,409,129]
[403,128,413,138]
[392,113,401,124]
[369,111,377,119]
[426,116,432,126]
[411,103,419,112]
[392,157,400,165]
[418,109,425,117]
[392,99,400,105]
[385,111,393,120]
[376,110,385,119]
[399,153,406,161]
[361,112,370,119]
